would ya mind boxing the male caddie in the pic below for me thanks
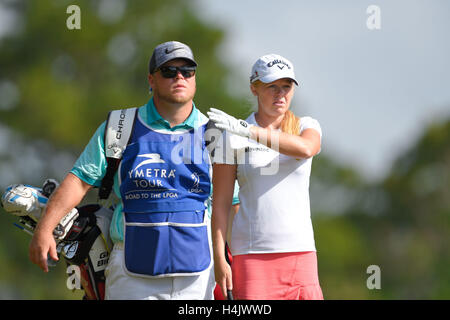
[29,41,216,299]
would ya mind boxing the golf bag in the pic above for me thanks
[1,108,137,300]
[1,179,112,300]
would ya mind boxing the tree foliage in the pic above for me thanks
[0,0,449,299]
[0,0,250,149]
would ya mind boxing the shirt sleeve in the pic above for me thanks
[70,121,107,187]
[300,116,322,137]
[300,116,322,154]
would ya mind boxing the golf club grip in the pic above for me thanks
[227,290,234,300]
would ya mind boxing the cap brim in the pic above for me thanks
[158,57,197,69]
[259,73,298,86]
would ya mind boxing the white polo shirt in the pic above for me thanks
[213,113,322,256]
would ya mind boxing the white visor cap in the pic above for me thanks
[250,54,298,86]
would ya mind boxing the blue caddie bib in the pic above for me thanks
[119,116,212,277]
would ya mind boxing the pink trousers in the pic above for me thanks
[231,251,323,300]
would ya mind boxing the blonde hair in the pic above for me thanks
[251,80,301,135]
[281,109,300,135]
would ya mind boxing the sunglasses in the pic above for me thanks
[158,66,196,79]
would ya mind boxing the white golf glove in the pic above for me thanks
[207,108,253,138]
[1,184,48,222]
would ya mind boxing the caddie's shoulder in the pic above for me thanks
[196,109,210,127]
[107,106,141,116]
[92,120,107,141]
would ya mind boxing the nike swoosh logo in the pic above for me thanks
[165,47,183,54]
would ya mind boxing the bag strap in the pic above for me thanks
[98,107,138,200]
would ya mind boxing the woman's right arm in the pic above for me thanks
[212,163,237,299]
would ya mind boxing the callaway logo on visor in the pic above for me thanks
[267,59,291,69]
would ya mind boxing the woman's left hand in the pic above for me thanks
[214,256,233,299]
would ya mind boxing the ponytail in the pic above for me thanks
[281,110,300,135]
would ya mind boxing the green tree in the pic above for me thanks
[0,0,248,299]
[309,118,450,299]
[346,118,450,299]
[1,0,448,300]
[0,0,249,150]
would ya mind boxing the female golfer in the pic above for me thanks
[208,54,323,300]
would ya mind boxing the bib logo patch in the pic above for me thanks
[134,153,165,170]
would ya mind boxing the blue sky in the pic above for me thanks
[195,0,450,181]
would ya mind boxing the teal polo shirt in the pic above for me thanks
[71,98,239,244]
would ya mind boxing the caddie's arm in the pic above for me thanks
[29,173,92,272]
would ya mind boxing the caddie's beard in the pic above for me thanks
[154,89,196,105]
